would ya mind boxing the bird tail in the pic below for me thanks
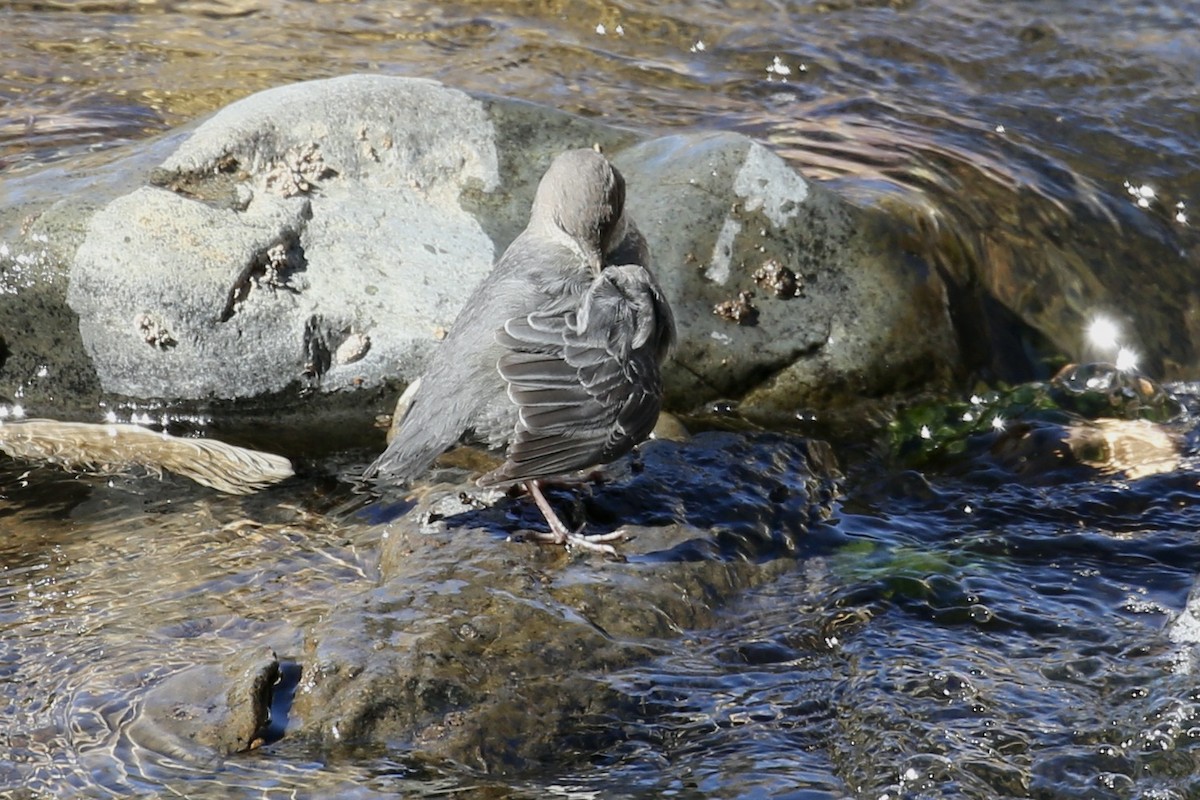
[361,433,442,485]
[360,390,445,485]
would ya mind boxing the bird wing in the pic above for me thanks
[479,264,672,485]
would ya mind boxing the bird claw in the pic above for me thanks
[521,480,629,558]
[520,527,627,558]
[566,529,628,558]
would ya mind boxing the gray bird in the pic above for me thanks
[363,148,675,553]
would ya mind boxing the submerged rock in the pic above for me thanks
[0,418,293,494]
[2,74,961,440]
[127,646,279,764]
[887,361,1185,482]
[287,432,842,772]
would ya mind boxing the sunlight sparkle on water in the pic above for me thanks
[1087,316,1121,354]
[1125,180,1157,209]
[1116,346,1139,373]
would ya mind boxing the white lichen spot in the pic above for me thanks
[335,332,371,365]
[595,23,606,35]
[135,312,177,349]
[254,243,291,291]
[995,124,1006,134]
[615,24,624,35]
[733,143,810,227]
[704,216,741,284]
[264,142,333,198]
[710,330,733,344]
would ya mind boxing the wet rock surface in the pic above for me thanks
[283,432,842,772]
[0,432,838,785]
[0,431,841,785]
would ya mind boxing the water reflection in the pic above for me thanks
[0,465,376,795]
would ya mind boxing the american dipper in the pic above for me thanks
[363,148,675,553]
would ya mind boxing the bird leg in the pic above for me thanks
[524,480,626,555]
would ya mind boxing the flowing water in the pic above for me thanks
[3,1,1200,797]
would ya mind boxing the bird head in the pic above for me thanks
[530,149,627,275]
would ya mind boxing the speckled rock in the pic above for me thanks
[614,133,960,413]
[68,77,504,400]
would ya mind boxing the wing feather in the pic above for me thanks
[479,264,673,486]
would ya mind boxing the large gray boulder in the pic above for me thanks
[615,133,959,411]
[68,77,503,401]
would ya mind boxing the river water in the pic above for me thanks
[3,1,1200,798]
